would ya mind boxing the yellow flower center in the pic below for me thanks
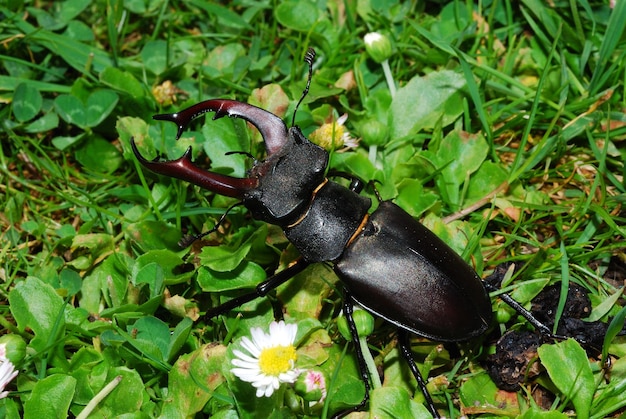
[258,345,297,376]
[310,122,345,150]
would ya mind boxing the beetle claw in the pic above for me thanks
[130,138,257,198]
[153,99,289,155]
[153,112,186,140]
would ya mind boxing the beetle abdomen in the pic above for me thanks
[335,201,492,342]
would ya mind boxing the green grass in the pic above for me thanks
[1,0,626,418]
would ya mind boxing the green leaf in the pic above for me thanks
[116,116,151,157]
[141,40,168,76]
[60,0,91,20]
[132,316,171,361]
[100,67,146,98]
[79,254,129,310]
[23,374,76,419]
[433,130,489,207]
[160,344,227,418]
[133,250,193,286]
[71,233,115,255]
[509,277,551,306]
[395,179,438,217]
[248,83,290,122]
[198,261,266,292]
[167,317,193,362]
[85,89,119,127]
[68,348,106,404]
[466,161,509,202]
[51,134,85,151]
[54,94,87,128]
[29,0,91,30]
[201,116,249,178]
[602,305,626,364]
[125,220,183,252]
[204,43,246,78]
[537,339,595,417]
[278,264,337,322]
[88,367,145,417]
[459,371,501,410]
[275,0,319,31]
[25,112,59,133]
[74,136,123,173]
[133,262,165,299]
[331,152,377,184]
[14,18,113,73]
[8,277,65,353]
[188,0,251,29]
[391,70,466,139]
[370,386,432,419]
[0,75,71,94]
[12,82,43,122]
[64,19,94,42]
[198,226,265,272]
[59,268,82,296]
[1,396,22,419]
[124,0,161,14]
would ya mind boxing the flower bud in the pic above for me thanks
[337,307,375,340]
[360,119,388,147]
[496,303,513,324]
[294,370,326,403]
[0,335,26,367]
[364,32,392,63]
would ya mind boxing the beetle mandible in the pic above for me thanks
[132,49,494,418]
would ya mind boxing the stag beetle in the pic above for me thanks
[131,49,558,418]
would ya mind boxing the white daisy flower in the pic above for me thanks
[0,356,18,399]
[231,320,300,397]
[309,114,359,151]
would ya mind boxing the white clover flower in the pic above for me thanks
[0,357,18,399]
[231,320,300,397]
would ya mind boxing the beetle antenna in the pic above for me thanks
[225,150,258,165]
[292,47,316,127]
[367,180,384,202]
[178,202,244,248]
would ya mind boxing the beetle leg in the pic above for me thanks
[330,291,372,419]
[398,331,441,418]
[131,139,258,198]
[327,170,366,193]
[204,258,311,320]
[484,283,570,341]
[327,170,386,202]
[153,99,290,155]
[178,202,245,248]
[483,266,570,342]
